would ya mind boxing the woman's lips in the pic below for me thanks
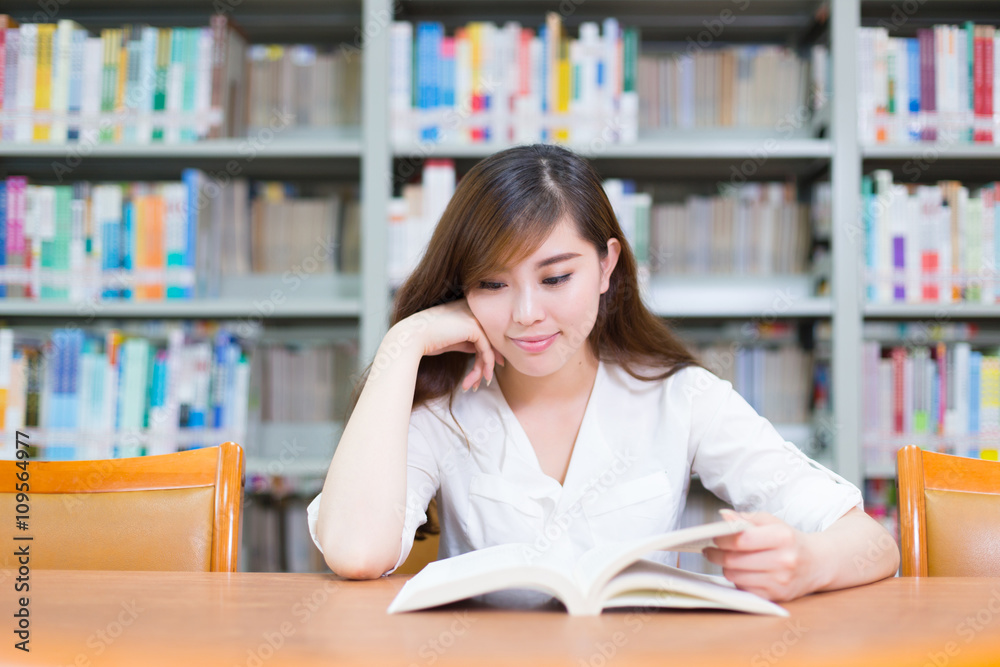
[510,333,559,353]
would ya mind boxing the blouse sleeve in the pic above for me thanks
[305,410,441,576]
[685,366,864,533]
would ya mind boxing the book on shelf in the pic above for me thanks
[387,514,788,617]
[0,13,361,144]
[863,478,899,538]
[389,12,638,146]
[240,491,329,573]
[862,336,1000,469]
[862,170,999,305]
[695,342,815,424]
[0,174,360,302]
[649,182,811,277]
[0,325,249,460]
[253,339,357,423]
[859,23,999,145]
[246,44,360,134]
[637,44,826,133]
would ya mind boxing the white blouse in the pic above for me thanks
[306,358,863,577]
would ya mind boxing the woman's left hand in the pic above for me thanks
[701,509,824,602]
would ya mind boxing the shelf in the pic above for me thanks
[0,428,243,460]
[245,421,342,469]
[646,275,831,319]
[0,274,363,319]
[862,144,1000,160]
[865,463,897,479]
[862,1,1000,26]
[0,131,363,159]
[394,137,832,160]
[396,0,828,43]
[0,298,360,319]
[0,1,364,43]
[865,304,1000,319]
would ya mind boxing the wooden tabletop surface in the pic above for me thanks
[2,571,1000,666]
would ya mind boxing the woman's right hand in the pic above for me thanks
[395,299,505,392]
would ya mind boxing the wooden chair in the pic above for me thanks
[896,445,1000,577]
[0,441,244,572]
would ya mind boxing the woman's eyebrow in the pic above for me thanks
[488,252,582,277]
[535,252,581,269]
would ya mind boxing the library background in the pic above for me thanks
[0,0,998,575]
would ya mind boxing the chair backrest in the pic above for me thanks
[897,445,1000,577]
[0,442,244,572]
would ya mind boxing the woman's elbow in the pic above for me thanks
[321,541,400,580]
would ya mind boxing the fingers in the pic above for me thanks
[711,524,789,552]
[717,570,789,602]
[467,331,495,392]
[702,546,792,572]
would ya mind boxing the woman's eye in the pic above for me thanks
[478,274,571,291]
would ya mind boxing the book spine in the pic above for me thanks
[3,27,19,143]
[389,22,413,146]
[152,27,170,142]
[98,30,113,143]
[121,191,133,300]
[149,190,165,300]
[0,22,6,141]
[113,27,128,144]
[67,28,85,142]
[33,24,54,142]
[182,28,198,142]
[918,28,936,141]
[985,27,995,144]
[0,181,6,299]
[906,38,920,141]
[181,169,200,298]
[195,27,213,140]
[965,21,975,143]
[209,15,225,139]
[0,329,11,431]
[137,26,157,144]
[16,24,35,143]
[122,26,139,143]
[166,28,184,144]
[135,192,149,300]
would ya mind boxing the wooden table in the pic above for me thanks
[2,571,1000,666]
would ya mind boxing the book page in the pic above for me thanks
[386,542,587,614]
[572,518,753,599]
[599,559,789,616]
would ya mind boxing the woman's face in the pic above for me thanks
[465,216,621,377]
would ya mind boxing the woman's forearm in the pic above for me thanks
[317,325,425,578]
[806,507,901,594]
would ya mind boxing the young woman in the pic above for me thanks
[307,144,899,603]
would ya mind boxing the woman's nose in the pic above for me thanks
[512,286,544,324]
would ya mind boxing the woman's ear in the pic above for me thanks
[600,238,622,293]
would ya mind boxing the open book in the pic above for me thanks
[387,514,789,616]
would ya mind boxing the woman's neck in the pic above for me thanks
[494,346,600,412]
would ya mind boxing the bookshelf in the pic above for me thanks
[5,0,1000,570]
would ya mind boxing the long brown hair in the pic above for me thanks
[344,143,704,541]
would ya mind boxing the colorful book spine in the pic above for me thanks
[120,191,134,300]
[32,23,54,141]
[67,27,85,142]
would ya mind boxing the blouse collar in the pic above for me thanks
[468,357,617,514]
